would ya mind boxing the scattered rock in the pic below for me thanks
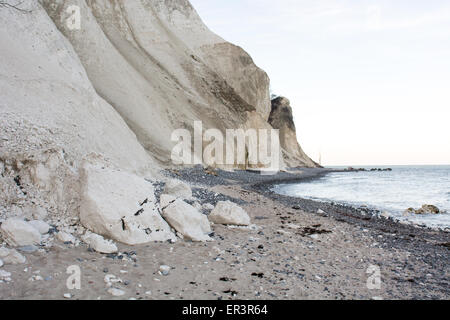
[310,234,320,240]
[163,179,192,199]
[380,212,391,219]
[107,288,125,297]
[209,201,251,226]
[28,220,50,234]
[80,163,176,245]
[0,248,26,264]
[405,205,441,215]
[159,194,177,209]
[0,218,42,246]
[0,259,3,268]
[104,274,122,287]
[82,232,118,254]
[159,265,171,276]
[56,232,76,244]
[63,293,72,299]
[18,245,39,254]
[0,270,12,282]
[192,202,203,211]
[202,203,215,211]
[162,199,212,242]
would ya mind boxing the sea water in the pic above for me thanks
[272,166,450,230]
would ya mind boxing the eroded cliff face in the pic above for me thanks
[41,0,270,165]
[269,97,318,168]
[0,0,316,222]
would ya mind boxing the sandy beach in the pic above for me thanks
[1,168,448,300]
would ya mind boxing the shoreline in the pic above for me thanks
[1,167,448,300]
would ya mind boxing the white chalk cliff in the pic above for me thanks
[0,0,317,237]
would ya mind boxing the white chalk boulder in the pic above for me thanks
[82,232,118,254]
[0,219,42,246]
[209,201,251,226]
[0,248,26,265]
[28,220,50,235]
[163,179,192,199]
[162,199,212,242]
[80,163,176,245]
[56,231,77,244]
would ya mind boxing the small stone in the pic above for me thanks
[63,293,72,299]
[0,270,12,281]
[0,259,3,267]
[159,265,171,276]
[108,288,125,297]
[56,232,76,244]
[82,232,118,254]
[145,291,152,296]
[209,201,251,226]
[18,245,38,254]
[202,203,215,211]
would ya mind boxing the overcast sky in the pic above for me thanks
[190,0,450,166]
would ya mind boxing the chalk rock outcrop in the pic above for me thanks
[80,163,176,245]
[0,219,42,246]
[162,199,212,242]
[209,201,251,226]
[269,97,318,168]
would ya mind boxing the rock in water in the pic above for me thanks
[163,179,192,200]
[82,232,118,254]
[0,219,42,246]
[162,199,212,242]
[209,201,251,226]
[159,265,171,276]
[80,163,176,245]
